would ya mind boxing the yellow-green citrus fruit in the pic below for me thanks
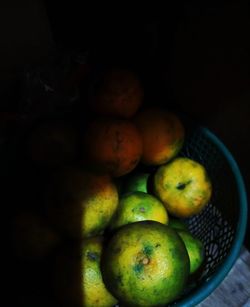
[46,167,118,238]
[109,192,168,231]
[177,230,205,274]
[154,157,212,218]
[101,221,190,306]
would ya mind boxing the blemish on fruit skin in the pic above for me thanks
[143,245,153,257]
[176,182,186,190]
[155,243,161,248]
[176,180,192,190]
[133,263,144,274]
[87,251,99,261]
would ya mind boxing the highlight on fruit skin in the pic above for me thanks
[134,107,185,166]
[89,68,144,119]
[154,157,212,218]
[101,220,190,307]
[84,117,143,177]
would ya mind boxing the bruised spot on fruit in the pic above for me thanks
[87,251,99,262]
[155,243,161,248]
[139,207,145,213]
[133,263,144,274]
[143,244,153,257]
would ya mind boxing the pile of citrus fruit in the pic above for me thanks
[12,68,212,306]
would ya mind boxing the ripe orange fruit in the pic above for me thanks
[134,107,185,165]
[89,69,144,118]
[154,157,212,218]
[101,221,190,306]
[46,167,118,238]
[84,118,143,177]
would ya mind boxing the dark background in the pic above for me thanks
[0,1,249,242]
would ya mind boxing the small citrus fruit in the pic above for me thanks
[90,69,143,118]
[109,191,168,230]
[177,230,205,274]
[84,118,143,177]
[134,107,185,165]
[154,157,212,218]
[46,167,118,238]
[101,221,190,306]
[54,236,118,307]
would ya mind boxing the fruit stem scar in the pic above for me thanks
[142,257,150,265]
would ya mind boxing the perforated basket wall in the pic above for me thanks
[171,125,247,306]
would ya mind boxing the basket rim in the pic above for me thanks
[176,126,248,307]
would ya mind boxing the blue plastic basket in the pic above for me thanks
[172,126,248,306]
